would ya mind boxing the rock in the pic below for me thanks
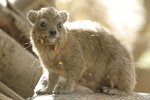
[28,92,150,100]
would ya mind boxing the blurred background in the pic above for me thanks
[0,0,150,99]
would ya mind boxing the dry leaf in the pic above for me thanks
[40,39,44,44]
[53,45,57,51]
[59,61,63,65]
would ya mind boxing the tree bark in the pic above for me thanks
[133,34,150,61]
[0,2,32,54]
[0,93,13,100]
[0,82,24,100]
[132,0,150,61]
[0,29,42,99]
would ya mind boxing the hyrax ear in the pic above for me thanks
[27,10,37,25]
[60,10,69,23]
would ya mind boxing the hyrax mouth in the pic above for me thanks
[39,38,56,46]
[42,36,57,45]
[47,38,56,43]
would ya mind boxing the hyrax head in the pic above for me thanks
[27,7,68,44]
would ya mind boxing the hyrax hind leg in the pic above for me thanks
[102,86,126,95]
[102,59,136,95]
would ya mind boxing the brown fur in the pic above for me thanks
[27,7,136,95]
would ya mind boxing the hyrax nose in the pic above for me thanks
[50,30,57,35]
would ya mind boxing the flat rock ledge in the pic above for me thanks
[27,92,150,100]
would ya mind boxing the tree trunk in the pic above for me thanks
[0,2,32,54]
[0,29,42,99]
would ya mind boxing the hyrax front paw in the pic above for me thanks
[36,89,53,95]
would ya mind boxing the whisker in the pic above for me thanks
[31,59,38,68]
[36,65,42,69]
[24,41,31,45]
[24,45,32,49]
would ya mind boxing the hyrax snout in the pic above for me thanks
[27,7,136,95]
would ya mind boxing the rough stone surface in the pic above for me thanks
[28,92,150,100]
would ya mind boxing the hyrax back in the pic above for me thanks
[27,7,136,95]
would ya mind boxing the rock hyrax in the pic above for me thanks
[27,7,136,95]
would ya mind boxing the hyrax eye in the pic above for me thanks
[58,23,61,28]
[40,23,46,27]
